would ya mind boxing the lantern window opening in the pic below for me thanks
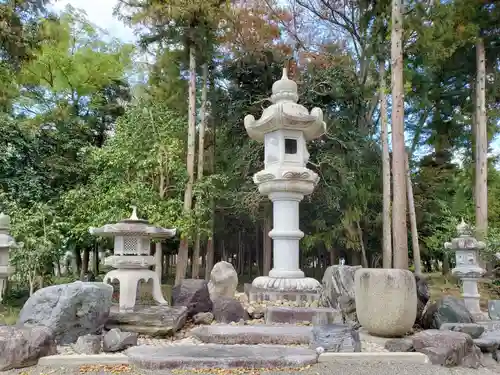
[285,138,298,154]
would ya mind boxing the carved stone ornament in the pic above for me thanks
[256,173,276,182]
[282,171,310,179]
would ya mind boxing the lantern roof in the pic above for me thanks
[244,68,326,142]
[89,206,177,238]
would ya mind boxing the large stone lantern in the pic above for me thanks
[0,213,20,303]
[89,207,176,312]
[244,68,326,302]
[445,219,485,318]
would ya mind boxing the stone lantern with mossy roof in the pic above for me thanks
[244,68,326,302]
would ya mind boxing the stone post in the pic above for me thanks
[0,213,18,303]
[445,219,486,318]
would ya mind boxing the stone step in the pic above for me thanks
[125,344,318,369]
[265,306,341,325]
[190,324,312,345]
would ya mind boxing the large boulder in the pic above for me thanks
[414,274,430,327]
[412,329,482,368]
[208,261,238,300]
[421,296,474,330]
[172,279,212,317]
[319,265,360,325]
[0,325,56,371]
[355,268,417,337]
[212,297,247,323]
[17,281,113,344]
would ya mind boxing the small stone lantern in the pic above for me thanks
[0,213,20,303]
[445,219,485,317]
[89,207,176,312]
[244,68,326,302]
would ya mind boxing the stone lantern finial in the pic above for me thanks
[271,68,299,104]
[129,206,139,221]
[457,218,472,236]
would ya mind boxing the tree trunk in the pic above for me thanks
[405,152,421,274]
[390,0,408,269]
[73,247,81,277]
[80,248,89,280]
[475,37,487,242]
[380,60,392,269]
[92,245,99,275]
[356,221,369,267]
[175,44,197,285]
[263,215,272,276]
[329,247,336,266]
[192,63,209,279]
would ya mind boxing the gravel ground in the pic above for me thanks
[4,361,500,375]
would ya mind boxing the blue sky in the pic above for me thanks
[51,0,135,42]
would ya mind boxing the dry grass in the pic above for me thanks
[0,305,21,325]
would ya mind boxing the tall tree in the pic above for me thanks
[380,61,391,268]
[390,0,408,269]
[475,36,487,241]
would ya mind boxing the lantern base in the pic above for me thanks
[103,269,168,312]
[249,276,321,303]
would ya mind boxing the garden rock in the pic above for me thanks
[73,334,101,354]
[412,329,482,368]
[309,324,361,352]
[212,297,247,323]
[193,312,214,325]
[384,338,414,352]
[421,296,474,330]
[17,281,113,344]
[172,279,212,317]
[440,323,484,339]
[414,274,430,326]
[207,261,238,300]
[319,265,360,325]
[0,325,56,371]
[103,328,138,352]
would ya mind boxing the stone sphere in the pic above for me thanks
[355,268,417,337]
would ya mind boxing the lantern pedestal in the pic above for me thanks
[244,69,326,303]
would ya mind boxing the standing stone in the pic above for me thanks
[319,265,360,325]
[412,329,482,368]
[309,324,361,352]
[421,296,474,330]
[17,281,113,344]
[73,334,101,354]
[208,261,238,300]
[103,328,138,352]
[0,326,56,371]
[414,274,430,326]
[172,279,212,317]
[212,297,247,323]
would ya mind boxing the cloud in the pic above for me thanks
[50,0,136,42]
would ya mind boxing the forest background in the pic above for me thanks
[0,0,499,296]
